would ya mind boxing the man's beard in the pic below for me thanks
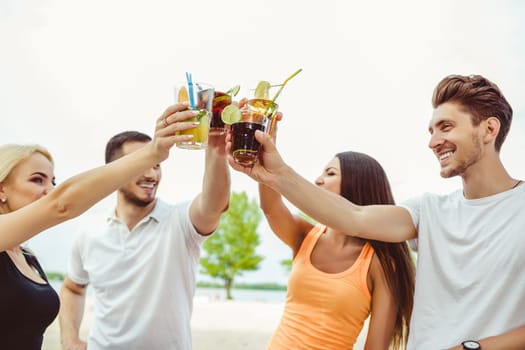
[119,188,156,207]
[441,134,482,178]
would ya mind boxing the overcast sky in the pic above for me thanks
[1,0,524,284]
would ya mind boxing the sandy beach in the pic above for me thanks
[43,297,367,350]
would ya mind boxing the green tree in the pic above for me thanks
[200,191,264,300]
[280,258,292,273]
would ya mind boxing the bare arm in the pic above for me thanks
[227,130,417,242]
[259,183,312,255]
[447,326,525,350]
[59,276,88,350]
[0,104,194,251]
[190,134,231,235]
[364,256,398,350]
[258,116,311,254]
[274,168,416,242]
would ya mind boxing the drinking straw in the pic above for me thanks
[186,72,196,109]
[271,68,303,102]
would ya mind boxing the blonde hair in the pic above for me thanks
[0,144,54,183]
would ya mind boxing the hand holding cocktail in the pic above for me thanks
[174,73,214,150]
[172,68,300,164]
[226,119,288,186]
[230,93,278,166]
[224,69,302,166]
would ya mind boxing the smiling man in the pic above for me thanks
[59,129,230,350]
[228,74,525,349]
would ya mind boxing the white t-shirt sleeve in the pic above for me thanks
[177,200,208,246]
[399,195,423,231]
[399,195,424,248]
[67,229,90,285]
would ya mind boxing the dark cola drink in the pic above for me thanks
[231,122,266,165]
[210,91,231,135]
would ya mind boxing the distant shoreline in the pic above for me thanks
[47,272,287,291]
[49,279,287,303]
[197,281,287,291]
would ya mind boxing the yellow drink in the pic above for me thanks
[176,109,210,149]
[174,83,214,150]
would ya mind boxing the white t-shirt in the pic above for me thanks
[401,184,525,349]
[67,199,207,350]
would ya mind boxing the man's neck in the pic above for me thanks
[461,156,517,199]
[115,198,157,231]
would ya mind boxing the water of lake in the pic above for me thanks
[50,281,286,303]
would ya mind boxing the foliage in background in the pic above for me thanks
[46,272,64,281]
[200,191,264,299]
[280,259,292,273]
[299,211,317,225]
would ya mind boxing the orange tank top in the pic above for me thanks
[266,224,374,350]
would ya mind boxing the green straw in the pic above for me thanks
[271,68,303,102]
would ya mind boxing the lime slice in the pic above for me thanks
[196,109,207,121]
[178,86,189,103]
[221,104,242,125]
[254,81,271,99]
[226,84,241,96]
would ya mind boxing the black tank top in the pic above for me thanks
[0,249,60,350]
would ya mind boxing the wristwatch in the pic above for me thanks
[462,340,481,349]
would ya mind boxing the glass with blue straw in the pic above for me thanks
[174,73,215,149]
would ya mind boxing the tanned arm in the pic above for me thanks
[228,130,417,243]
[189,134,231,235]
[447,326,525,350]
[59,277,88,350]
[0,104,195,251]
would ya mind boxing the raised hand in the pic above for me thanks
[152,102,201,161]
[226,125,287,187]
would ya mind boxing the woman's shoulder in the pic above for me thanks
[366,248,386,290]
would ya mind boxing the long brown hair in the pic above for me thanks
[336,151,415,349]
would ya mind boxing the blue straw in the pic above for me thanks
[185,72,196,109]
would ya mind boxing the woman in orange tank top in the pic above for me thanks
[259,147,415,349]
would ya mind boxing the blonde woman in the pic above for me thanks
[0,103,197,349]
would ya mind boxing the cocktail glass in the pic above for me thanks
[174,82,214,150]
[231,98,278,166]
[210,91,232,136]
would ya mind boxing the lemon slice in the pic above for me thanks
[213,94,230,104]
[178,86,189,103]
[226,84,241,96]
[254,81,271,99]
[221,104,242,125]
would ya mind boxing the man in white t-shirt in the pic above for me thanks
[59,118,230,349]
[229,74,525,349]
